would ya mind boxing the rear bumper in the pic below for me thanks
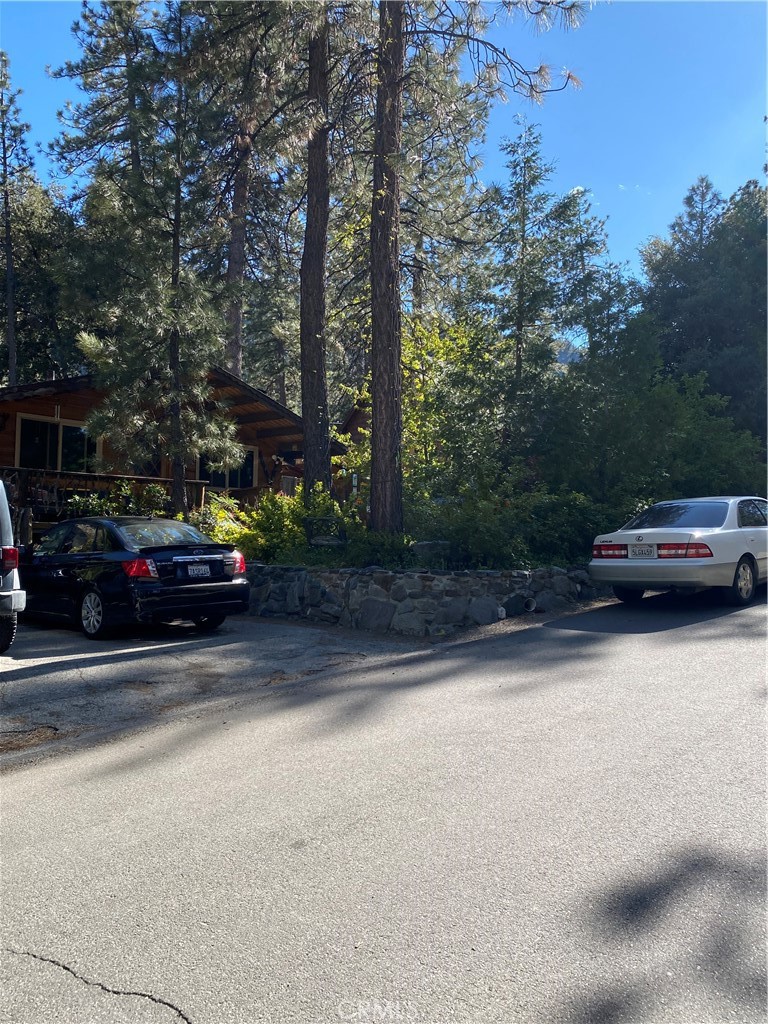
[126,578,250,623]
[588,560,737,590]
[0,590,26,614]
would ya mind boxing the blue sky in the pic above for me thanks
[0,0,765,275]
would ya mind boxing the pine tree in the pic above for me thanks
[185,1,300,379]
[0,52,34,385]
[300,5,332,498]
[367,0,584,533]
[642,176,767,442]
[57,1,242,514]
[369,0,406,534]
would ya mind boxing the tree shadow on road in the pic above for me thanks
[556,845,767,1023]
[543,588,767,636]
[3,592,765,775]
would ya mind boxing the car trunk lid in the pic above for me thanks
[594,529,717,561]
[137,544,233,583]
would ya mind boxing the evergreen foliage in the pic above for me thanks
[0,3,764,560]
[642,176,767,442]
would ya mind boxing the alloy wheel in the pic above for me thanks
[736,561,755,601]
[81,592,103,635]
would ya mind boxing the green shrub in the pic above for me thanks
[132,483,169,516]
[404,487,641,569]
[64,480,168,520]
[183,485,643,572]
[65,491,117,518]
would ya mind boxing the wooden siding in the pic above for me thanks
[0,372,347,508]
[0,390,105,467]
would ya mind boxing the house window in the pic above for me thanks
[19,419,58,470]
[18,416,96,473]
[61,424,97,472]
[199,449,256,490]
[228,450,254,489]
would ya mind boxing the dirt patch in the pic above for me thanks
[154,701,192,714]
[0,726,60,754]
[191,669,225,693]
[268,670,290,685]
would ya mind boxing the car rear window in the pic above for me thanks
[116,520,214,550]
[622,502,729,530]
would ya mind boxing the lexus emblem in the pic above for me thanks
[193,549,203,555]
[635,535,643,541]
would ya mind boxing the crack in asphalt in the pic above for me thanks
[5,948,194,1023]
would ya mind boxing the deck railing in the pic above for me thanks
[0,466,207,542]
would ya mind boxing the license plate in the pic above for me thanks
[629,545,655,559]
[187,564,210,577]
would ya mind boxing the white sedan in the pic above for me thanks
[589,496,768,605]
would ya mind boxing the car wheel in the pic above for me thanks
[0,613,18,654]
[725,557,756,607]
[613,586,645,604]
[193,613,227,633]
[80,589,111,639]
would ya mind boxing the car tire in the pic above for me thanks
[0,613,18,654]
[725,557,756,607]
[613,586,645,604]
[193,613,226,633]
[80,589,111,639]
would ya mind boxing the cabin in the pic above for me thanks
[0,366,343,541]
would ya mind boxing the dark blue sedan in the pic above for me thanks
[21,517,250,639]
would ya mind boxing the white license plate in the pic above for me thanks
[187,564,210,577]
[629,545,655,559]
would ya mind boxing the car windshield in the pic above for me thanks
[622,502,729,530]
[116,520,214,550]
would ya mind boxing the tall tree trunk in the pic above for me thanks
[272,342,287,406]
[225,121,253,377]
[514,159,528,388]
[411,153,426,319]
[369,0,405,534]
[125,52,142,183]
[1,100,17,386]
[169,18,188,517]
[169,178,187,516]
[2,183,16,387]
[299,12,331,501]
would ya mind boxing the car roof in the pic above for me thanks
[55,516,182,526]
[654,496,765,503]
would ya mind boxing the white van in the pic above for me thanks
[0,483,25,653]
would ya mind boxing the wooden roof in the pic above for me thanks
[0,376,96,402]
[0,368,344,458]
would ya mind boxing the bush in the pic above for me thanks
[64,480,168,520]
[186,486,639,572]
[405,487,639,569]
[188,486,353,564]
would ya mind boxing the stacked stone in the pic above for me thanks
[247,563,608,638]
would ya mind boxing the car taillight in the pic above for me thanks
[592,544,628,559]
[658,542,713,559]
[225,550,246,576]
[122,557,159,578]
[1,546,18,572]
[657,544,688,558]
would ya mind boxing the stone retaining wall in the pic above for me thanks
[247,563,609,638]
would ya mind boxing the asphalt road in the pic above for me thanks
[1,594,766,1024]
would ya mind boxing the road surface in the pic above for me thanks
[1,594,765,1023]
